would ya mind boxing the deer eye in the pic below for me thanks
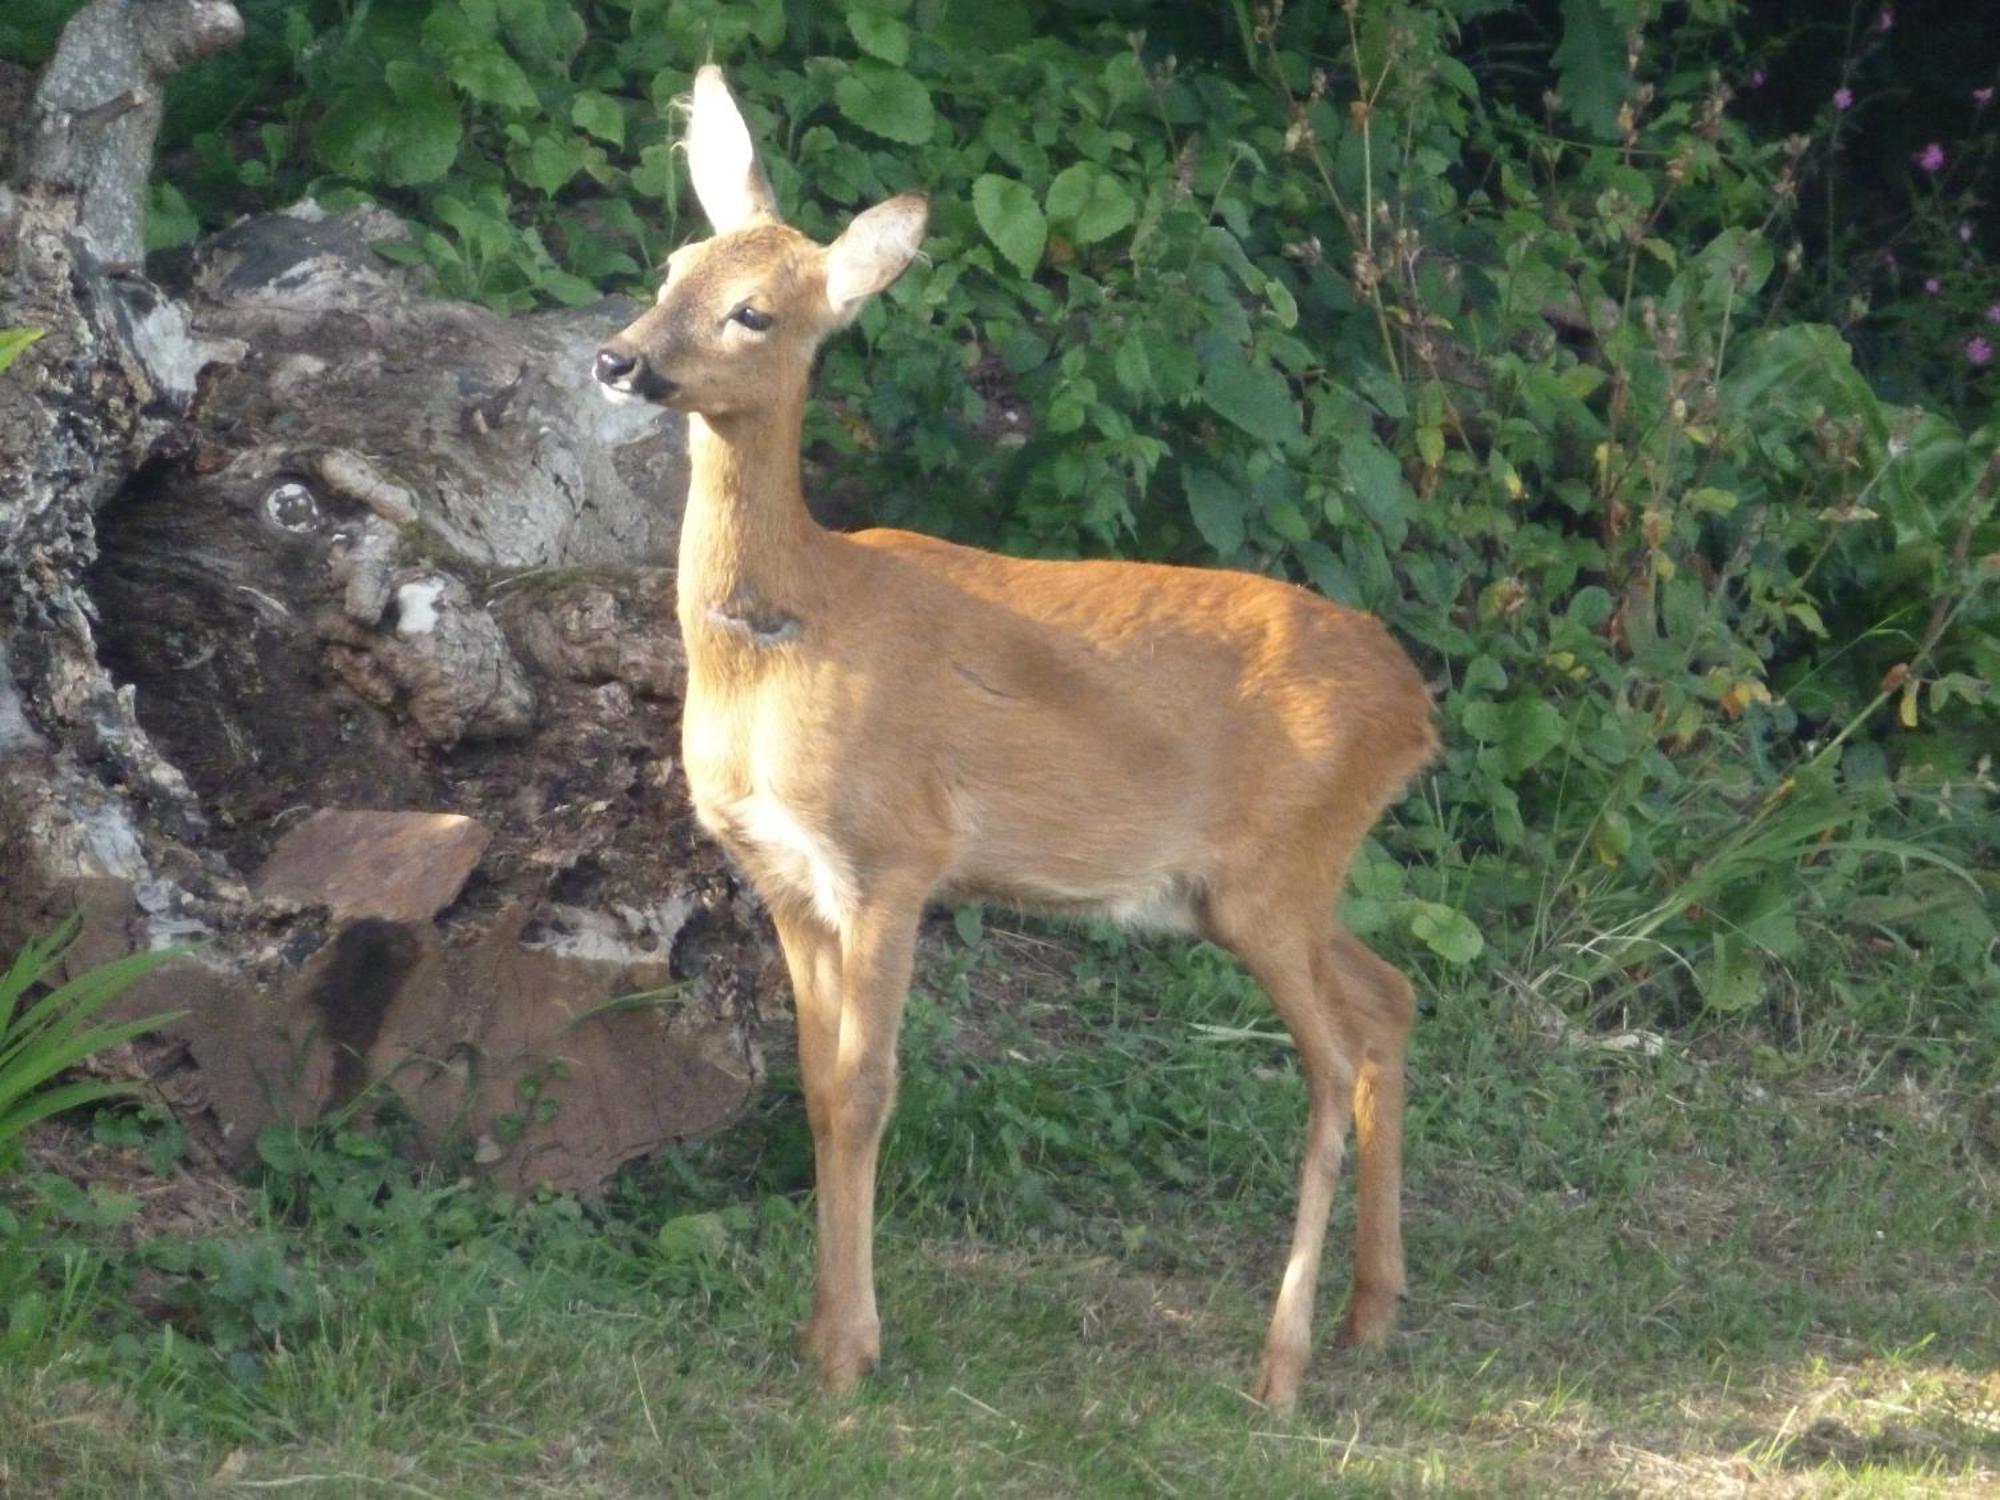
[729,304,772,332]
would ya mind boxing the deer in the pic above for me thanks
[593,66,1439,1414]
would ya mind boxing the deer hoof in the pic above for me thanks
[1249,1347,1306,1415]
[799,1313,879,1393]
[1334,1287,1402,1349]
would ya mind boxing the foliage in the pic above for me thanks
[0,919,183,1174]
[7,2,1996,1037]
[0,327,44,377]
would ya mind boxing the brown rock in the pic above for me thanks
[366,903,758,1193]
[254,810,490,924]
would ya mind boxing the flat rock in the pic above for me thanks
[254,809,490,923]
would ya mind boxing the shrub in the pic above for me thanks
[6,0,1994,1040]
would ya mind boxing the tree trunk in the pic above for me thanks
[0,2,763,1193]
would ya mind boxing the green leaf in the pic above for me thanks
[0,328,45,378]
[656,1210,730,1264]
[1590,807,1632,865]
[1405,902,1484,966]
[1552,0,1627,140]
[1181,465,1245,557]
[1142,331,1198,402]
[519,132,590,195]
[972,174,1046,277]
[0,1082,135,1146]
[1559,365,1607,401]
[1353,364,1407,420]
[314,89,391,178]
[447,44,539,109]
[499,0,585,67]
[631,142,677,199]
[255,1126,307,1174]
[571,90,624,146]
[1262,275,1299,329]
[381,81,463,186]
[1338,435,1407,546]
[1499,697,1566,777]
[1566,586,1614,629]
[952,904,984,946]
[834,60,934,145]
[0,919,181,1164]
[1264,499,1311,542]
[1200,353,1300,447]
[143,182,200,253]
[536,268,600,306]
[1725,326,1878,446]
[662,0,780,62]
[1700,934,1764,1013]
[1045,162,1136,246]
[1458,699,1501,742]
[1112,336,1153,399]
[847,9,911,65]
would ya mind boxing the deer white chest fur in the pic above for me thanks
[683,693,856,932]
[711,790,856,931]
[594,65,1439,1415]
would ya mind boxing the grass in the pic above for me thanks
[2,920,1996,1497]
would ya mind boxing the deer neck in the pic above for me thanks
[678,387,826,652]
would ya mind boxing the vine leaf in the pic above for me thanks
[835,61,935,145]
[1552,0,1631,140]
[973,174,1046,277]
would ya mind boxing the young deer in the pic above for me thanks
[595,67,1438,1413]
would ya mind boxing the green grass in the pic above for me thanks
[3,923,1996,1497]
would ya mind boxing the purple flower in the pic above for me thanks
[1881,250,1898,267]
[1967,336,1994,368]
[1978,87,1996,106]
[1988,303,2000,323]
[1749,68,1767,88]
[1875,8,1894,31]
[1834,86,1854,111]
[1925,277,1942,294]
[1915,141,1946,173]
[1960,223,1975,243]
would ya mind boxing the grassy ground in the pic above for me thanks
[4,921,1996,1497]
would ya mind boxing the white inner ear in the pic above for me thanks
[685,66,779,235]
[825,195,929,314]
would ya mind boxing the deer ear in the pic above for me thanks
[685,66,780,234]
[823,194,928,320]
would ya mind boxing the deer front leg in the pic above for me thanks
[794,889,920,1394]
[768,906,843,1359]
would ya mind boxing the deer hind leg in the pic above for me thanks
[786,888,922,1394]
[1328,927,1414,1349]
[1208,898,1360,1414]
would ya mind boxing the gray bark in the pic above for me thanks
[0,3,763,1193]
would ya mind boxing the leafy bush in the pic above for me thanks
[8,0,1995,1042]
[0,919,183,1174]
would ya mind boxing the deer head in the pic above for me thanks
[594,67,928,417]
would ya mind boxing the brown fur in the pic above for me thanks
[598,67,1439,1413]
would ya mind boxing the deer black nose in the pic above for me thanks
[596,346,676,402]
[595,347,637,385]
[595,348,638,385]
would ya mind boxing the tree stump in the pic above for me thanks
[0,1,764,1193]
